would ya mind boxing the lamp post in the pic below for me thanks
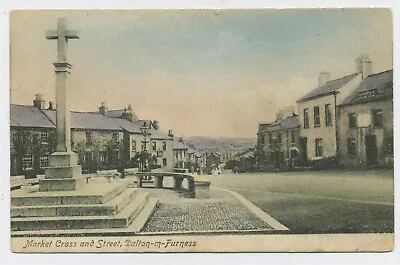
[140,121,151,174]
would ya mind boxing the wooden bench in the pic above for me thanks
[135,172,211,199]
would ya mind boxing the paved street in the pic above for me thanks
[208,169,394,234]
[141,188,274,234]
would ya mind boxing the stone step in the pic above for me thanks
[11,183,126,207]
[10,197,159,237]
[11,188,139,217]
[11,192,149,231]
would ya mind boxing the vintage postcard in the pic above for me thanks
[9,8,394,253]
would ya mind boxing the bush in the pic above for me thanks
[310,156,339,171]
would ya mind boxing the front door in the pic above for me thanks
[365,135,378,165]
[299,137,308,165]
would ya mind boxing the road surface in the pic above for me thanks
[209,169,394,234]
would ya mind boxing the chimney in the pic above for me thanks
[152,120,159,130]
[318,72,330,87]
[33,94,45,109]
[99,101,108,116]
[47,101,54,110]
[179,137,184,143]
[168,130,174,137]
[276,106,295,121]
[356,54,372,79]
[121,105,133,121]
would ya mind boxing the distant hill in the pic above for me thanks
[184,136,256,154]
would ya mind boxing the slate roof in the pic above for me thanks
[340,70,393,106]
[297,73,358,102]
[150,128,172,140]
[42,110,123,131]
[10,105,55,128]
[173,140,189,150]
[262,115,300,133]
[107,109,139,120]
[112,118,142,133]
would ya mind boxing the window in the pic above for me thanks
[162,141,167,151]
[40,131,48,144]
[347,138,356,156]
[22,154,33,170]
[385,136,393,156]
[260,135,265,145]
[278,133,282,144]
[315,138,323,157]
[163,158,167,167]
[314,106,320,127]
[291,130,296,144]
[100,152,107,163]
[152,141,157,151]
[269,134,272,146]
[112,132,119,142]
[303,108,309,128]
[372,109,383,128]
[130,140,136,152]
[349,113,357,128]
[141,142,146,151]
[325,104,332,126]
[86,132,92,145]
[40,155,49,168]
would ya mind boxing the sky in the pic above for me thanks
[10,9,393,138]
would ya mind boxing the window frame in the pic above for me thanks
[348,113,357,128]
[314,106,321,128]
[315,138,323,157]
[303,108,310,129]
[325,104,332,126]
[372,109,383,128]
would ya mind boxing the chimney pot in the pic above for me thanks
[33,94,45,109]
[48,101,54,110]
[99,101,108,115]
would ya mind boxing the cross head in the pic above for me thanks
[46,17,79,62]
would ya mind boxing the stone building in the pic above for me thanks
[296,55,374,162]
[10,95,173,175]
[258,112,301,171]
[173,138,189,169]
[337,69,393,168]
[10,103,56,176]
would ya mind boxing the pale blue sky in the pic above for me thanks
[10,9,392,137]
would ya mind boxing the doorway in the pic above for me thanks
[299,137,308,165]
[365,135,378,165]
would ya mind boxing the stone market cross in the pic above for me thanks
[45,17,79,153]
[39,17,84,192]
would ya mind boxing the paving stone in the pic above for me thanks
[141,188,272,233]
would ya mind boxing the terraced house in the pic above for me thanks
[337,69,393,168]
[257,108,301,171]
[296,55,372,162]
[10,95,174,176]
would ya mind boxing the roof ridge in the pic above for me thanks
[364,69,393,78]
